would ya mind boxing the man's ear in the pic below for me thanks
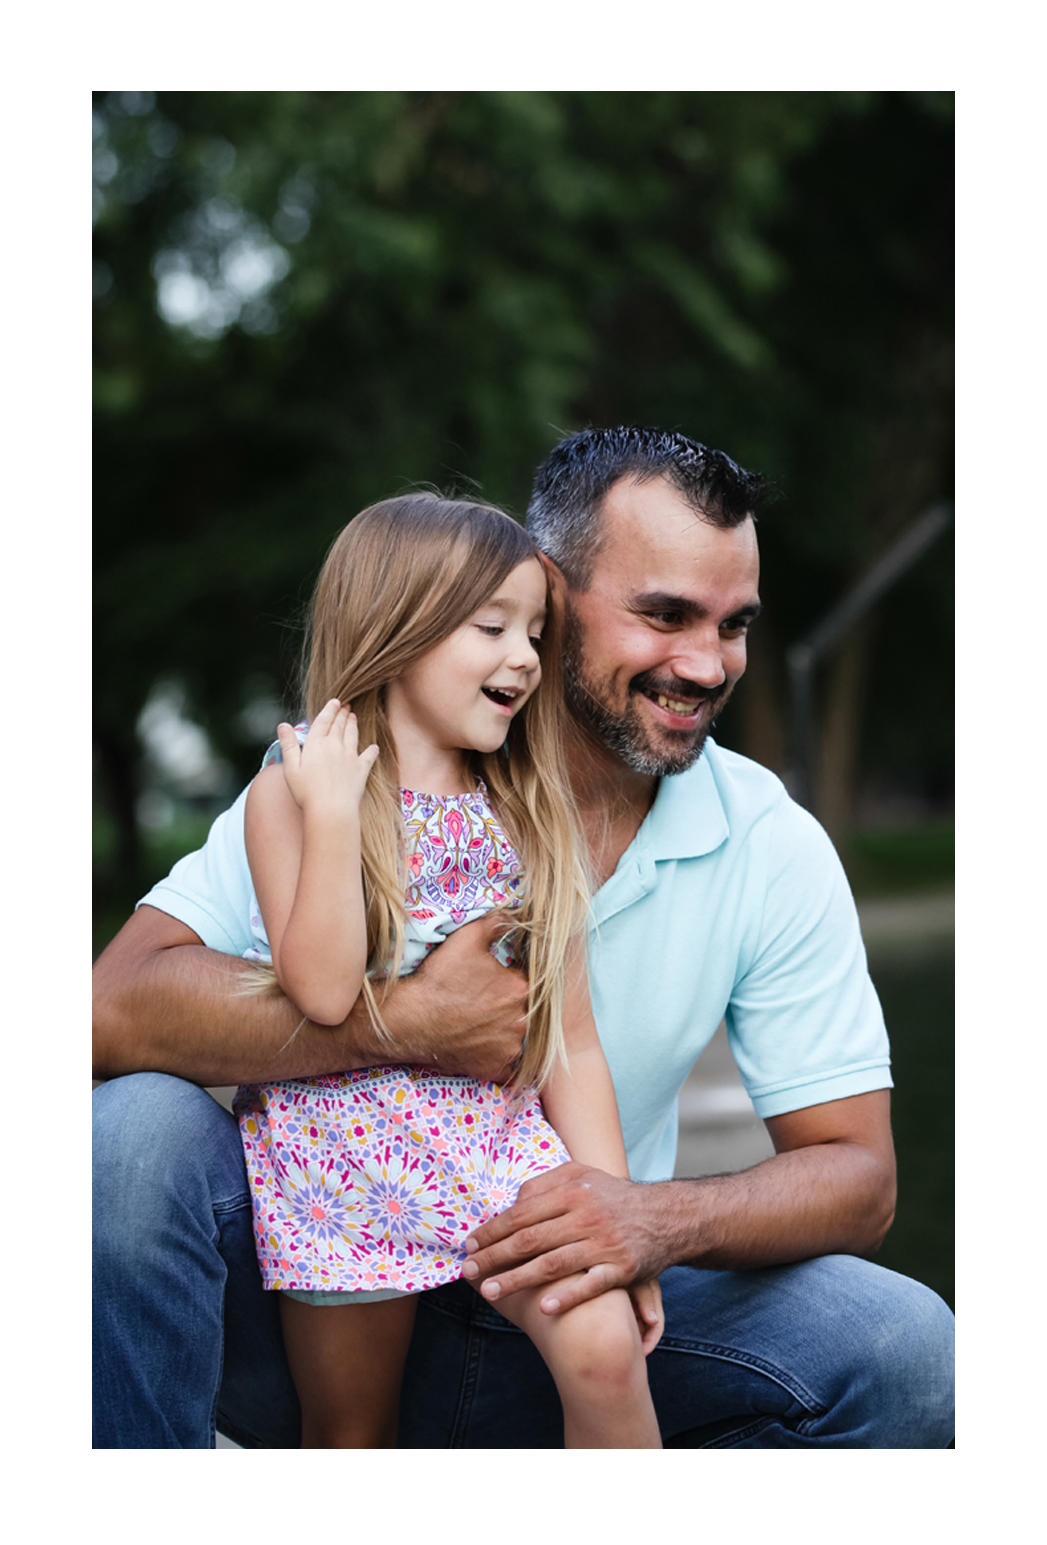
[538,551,566,597]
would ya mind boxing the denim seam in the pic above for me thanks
[655,1336,828,1416]
[212,1193,254,1218]
[208,1271,227,1448]
[700,1411,824,1447]
[207,1210,229,1448]
[447,1306,486,1447]
[701,1415,780,1448]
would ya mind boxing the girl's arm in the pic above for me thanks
[538,942,628,1180]
[537,945,664,1353]
[245,700,379,1026]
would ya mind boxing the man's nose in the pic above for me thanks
[673,630,727,689]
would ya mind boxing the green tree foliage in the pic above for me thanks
[94,90,953,894]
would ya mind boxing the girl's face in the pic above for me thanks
[384,557,547,765]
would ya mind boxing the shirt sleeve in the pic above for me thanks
[135,786,255,957]
[726,792,893,1119]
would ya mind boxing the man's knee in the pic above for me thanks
[813,1257,955,1446]
[653,1257,953,1448]
[93,1073,245,1249]
[863,1268,954,1440]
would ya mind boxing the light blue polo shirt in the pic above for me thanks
[138,739,890,1183]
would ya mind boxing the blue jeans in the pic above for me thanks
[93,1073,955,1448]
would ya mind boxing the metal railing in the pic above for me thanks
[785,502,954,812]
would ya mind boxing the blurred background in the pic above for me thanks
[93,90,954,1308]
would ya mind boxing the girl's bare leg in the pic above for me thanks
[279,1293,418,1448]
[489,1278,662,1448]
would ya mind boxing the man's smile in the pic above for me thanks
[653,693,700,716]
[632,674,724,733]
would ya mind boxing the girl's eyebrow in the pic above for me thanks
[481,597,548,620]
[631,591,761,623]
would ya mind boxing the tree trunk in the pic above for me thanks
[814,616,877,842]
[93,721,141,896]
[735,621,786,777]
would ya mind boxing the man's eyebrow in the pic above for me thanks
[631,592,762,622]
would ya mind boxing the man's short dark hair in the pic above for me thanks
[526,425,768,590]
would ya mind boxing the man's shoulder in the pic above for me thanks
[134,783,254,955]
[650,739,833,872]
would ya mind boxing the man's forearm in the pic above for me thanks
[649,1139,896,1272]
[93,905,529,1088]
[92,933,393,1086]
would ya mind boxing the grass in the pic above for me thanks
[842,820,954,898]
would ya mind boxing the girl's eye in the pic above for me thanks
[529,635,543,650]
[477,624,504,637]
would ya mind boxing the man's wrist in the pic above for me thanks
[644,1177,729,1273]
[340,976,428,1068]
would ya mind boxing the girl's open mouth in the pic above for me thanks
[482,687,521,708]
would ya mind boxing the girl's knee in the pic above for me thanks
[551,1290,644,1390]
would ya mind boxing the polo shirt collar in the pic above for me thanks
[639,740,730,862]
[590,743,730,929]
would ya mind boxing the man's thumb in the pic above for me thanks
[477,909,514,943]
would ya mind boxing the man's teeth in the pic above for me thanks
[657,694,699,716]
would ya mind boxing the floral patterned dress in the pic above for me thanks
[234,750,570,1298]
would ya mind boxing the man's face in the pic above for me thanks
[558,475,761,777]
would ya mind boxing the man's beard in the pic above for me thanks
[561,599,734,777]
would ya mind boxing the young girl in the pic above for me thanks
[234,493,663,1448]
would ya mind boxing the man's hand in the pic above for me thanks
[460,1161,668,1315]
[394,910,528,1084]
[629,1276,664,1356]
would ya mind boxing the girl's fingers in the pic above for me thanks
[275,722,301,760]
[298,703,374,778]
[313,698,342,734]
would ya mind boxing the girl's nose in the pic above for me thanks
[507,633,541,672]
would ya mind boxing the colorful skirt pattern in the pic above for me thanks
[235,1065,570,1295]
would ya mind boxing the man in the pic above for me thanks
[93,426,955,1447]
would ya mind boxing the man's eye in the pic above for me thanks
[720,619,751,637]
[649,611,683,627]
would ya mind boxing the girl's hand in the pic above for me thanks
[276,700,379,817]
[629,1276,664,1356]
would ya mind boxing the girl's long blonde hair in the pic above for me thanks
[259,492,590,1092]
